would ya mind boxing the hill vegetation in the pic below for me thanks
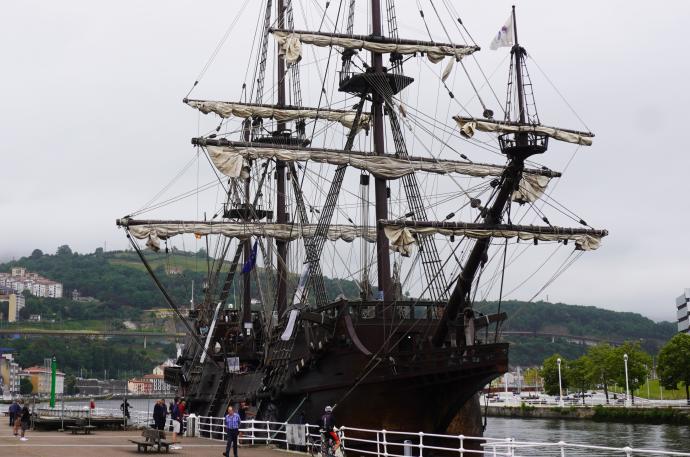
[0,246,677,374]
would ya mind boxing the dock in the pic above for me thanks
[0,419,286,457]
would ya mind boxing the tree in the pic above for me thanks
[56,245,73,256]
[20,378,33,395]
[540,354,569,396]
[584,344,616,404]
[610,341,651,405]
[568,356,591,405]
[64,374,78,395]
[30,249,43,259]
[658,333,690,405]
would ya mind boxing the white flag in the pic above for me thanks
[489,15,514,50]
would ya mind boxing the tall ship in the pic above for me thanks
[117,1,606,437]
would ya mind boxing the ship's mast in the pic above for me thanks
[432,6,529,347]
[371,0,392,300]
[511,6,526,125]
[275,0,288,316]
[242,120,252,328]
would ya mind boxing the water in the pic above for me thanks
[485,417,690,454]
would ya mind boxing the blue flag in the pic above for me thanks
[241,240,258,274]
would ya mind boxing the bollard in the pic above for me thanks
[186,414,197,437]
[403,439,412,457]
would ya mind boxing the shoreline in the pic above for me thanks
[486,404,690,425]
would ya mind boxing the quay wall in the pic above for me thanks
[486,405,690,425]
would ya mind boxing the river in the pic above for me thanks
[485,417,689,455]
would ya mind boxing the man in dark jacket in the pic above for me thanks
[8,400,19,427]
[153,399,167,430]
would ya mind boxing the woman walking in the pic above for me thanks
[19,401,30,441]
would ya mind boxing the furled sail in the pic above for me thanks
[271,29,479,65]
[454,116,595,146]
[201,142,559,203]
[382,220,608,255]
[117,218,377,252]
[184,99,371,132]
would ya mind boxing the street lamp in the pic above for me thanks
[557,358,564,407]
[623,353,631,408]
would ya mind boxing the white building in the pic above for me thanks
[676,289,690,334]
[1,268,63,299]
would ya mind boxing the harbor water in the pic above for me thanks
[485,417,689,454]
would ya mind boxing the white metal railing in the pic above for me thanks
[482,394,689,409]
[36,406,153,426]
[190,417,690,457]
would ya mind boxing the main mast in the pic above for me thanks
[275,0,288,316]
[370,0,392,300]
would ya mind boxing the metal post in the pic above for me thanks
[624,353,631,407]
[557,358,564,407]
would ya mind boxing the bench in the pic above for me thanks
[130,428,171,453]
[66,418,97,435]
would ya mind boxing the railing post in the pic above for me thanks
[267,420,271,444]
[558,440,565,457]
[458,434,465,457]
[341,426,347,450]
[377,431,381,457]
[623,446,632,457]
[382,430,388,457]
[251,419,255,446]
[508,438,515,457]
[418,431,424,457]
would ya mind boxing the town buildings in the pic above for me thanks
[676,289,690,334]
[20,365,65,395]
[0,267,63,299]
[0,354,21,398]
[127,361,175,394]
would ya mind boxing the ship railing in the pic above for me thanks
[191,417,690,456]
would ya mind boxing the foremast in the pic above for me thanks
[433,6,537,346]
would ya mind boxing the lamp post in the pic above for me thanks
[623,353,631,408]
[557,358,564,407]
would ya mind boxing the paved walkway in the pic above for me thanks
[0,419,287,457]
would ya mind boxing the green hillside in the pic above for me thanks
[0,247,677,372]
[475,300,676,367]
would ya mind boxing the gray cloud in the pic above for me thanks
[2,0,687,321]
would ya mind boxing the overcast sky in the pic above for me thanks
[2,1,689,322]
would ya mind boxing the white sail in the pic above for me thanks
[185,100,371,132]
[205,144,553,203]
[272,30,477,65]
[383,223,605,256]
[121,220,377,251]
[454,116,594,146]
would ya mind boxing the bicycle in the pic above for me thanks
[307,429,345,457]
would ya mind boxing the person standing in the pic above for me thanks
[19,401,30,442]
[8,400,19,428]
[178,399,186,434]
[169,397,178,432]
[223,405,241,457]
[170,398,182,450]
[13,400,24,437]
[153,399,167,431]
